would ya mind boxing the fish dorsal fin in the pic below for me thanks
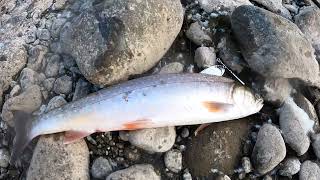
[200,65,225,76]
[64,131,92,144]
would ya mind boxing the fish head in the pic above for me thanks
[232,85,264,116]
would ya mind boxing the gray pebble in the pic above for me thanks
[194,47,216,68]
[45,54,61,77]
[27,45,48,71]
[278,157,301,176]
[72,79,90,101]
[19,68,40,90]
[25,27,37,44]
[159,62,184,74]
[181,128,190,138]
[9,85,21,97]
[43,78,56,91]
[263,175,273,180]
[36,28,50,40]
[50,17,67,38]
[106,164,160,180]
[183,169,192,180]
[53,75,73,95]
[0,148,10,168]
[299,160,320,180]
[251,124,286,175]
[91,157,113,179]
[311,133,320,159]
[164,149,182,173]
[186,22,212,46]
[241,157,252,173]
[46,95,67,112]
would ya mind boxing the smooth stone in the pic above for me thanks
[159,62,184,74]
[194,47,216,68]
[45,54,61,77]
[260,78,292,106]
[279,98,312,155]
[278,157,301,176]
[299,160,320,180]
[27,45,48,71]
[91,157,113,179]
[251,124,286,175]
[231,5,320,87]
[19,68,40,90]
[53,75,73,95]
[42,78,55,91]
[185,22,212,46]
[106,164,160,180]
[198,0,252,14]
[60,0,184,86]
[164,149,182,173]
[45,95,67,112]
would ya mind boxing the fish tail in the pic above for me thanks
[10,110,34,165]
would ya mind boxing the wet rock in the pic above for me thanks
[185,22,212,46]
[91,157,113,179]
[194,47,216,68]
[124,127,176,153]
[164,149,182,173]
[261,78,292,106]
[311,133,320,159]
[27,134,89,180]
[27,45,48,71]
[185,118,255,177]
[251,0,291,19]
[299,160,320,180]
[45,54,61,77]
[106,164,160,180]
[159,62,184,74]
[295,7,320,60]
[43,78,55,91]
[72,79,90,101]
[198,0,252,14]
[60,0,183,86]
[53,75,73,95]
[0,39,27,97]
[251,124,286,175]
[279,98,312,155]
[19,68,40,90]
[36,28,51,40]
[241,157,252,173]
[231,5,320,87]
[278,157,301,176]
[0,148,10,168]
[1,85,42,126]
[46,95,67,112]
[217,33,245,73]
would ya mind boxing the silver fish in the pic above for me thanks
[11,73,263,162]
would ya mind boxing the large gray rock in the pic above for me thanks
[231,5,320,87]
[279,98,312,155]
[251,124,286,175]
[0,39,27,100]
[185,118,255,177]
[299,160,320,180]
[60,0,184,86]
[198,0,252,14]
[295,7,320,61]
[106,164,160,180]
[27,134,89,180]
[120,127,176,153]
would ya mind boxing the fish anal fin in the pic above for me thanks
[64,131,91,144]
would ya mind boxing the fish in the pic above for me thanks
[10,73,263,163]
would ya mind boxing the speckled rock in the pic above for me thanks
[194,47,216,68]
[241,157,252,173]
[1,85,42,126]
[231,5,320,87]
[19,68,40,90]
[185,22,212,46]
[164,149,182,173]
[36,28,51,40]
[106,164,160,180]
[72,78,90,101]
[60,0,184,86]
[91,157,113,179]
[0,148,10,168]
[198,0,252,14]
[0,39,27,99]
[251,0,291,19]
[278,157,301,176]
[295,7,320,60]
[45,54,61,77]
[185,118,256,177]
[279,98,312,155]
[299,160,320,180]
[122,127,176,153]
[251,124,286,175]
[45,95,67,112]
[43,78,55,91]
[27,134,89,180]
[27,45,48,71]
[159,62,184,74]
[53,75,73,95]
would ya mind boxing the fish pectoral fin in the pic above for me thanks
[194,123,211,136]
[64,131,92,144]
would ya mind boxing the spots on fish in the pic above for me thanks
[122,119,153,130]
[202,101,225,112]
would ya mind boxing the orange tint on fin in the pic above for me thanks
[122,119,153,130]
[202,101,226,112]
[64,131,91,144]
